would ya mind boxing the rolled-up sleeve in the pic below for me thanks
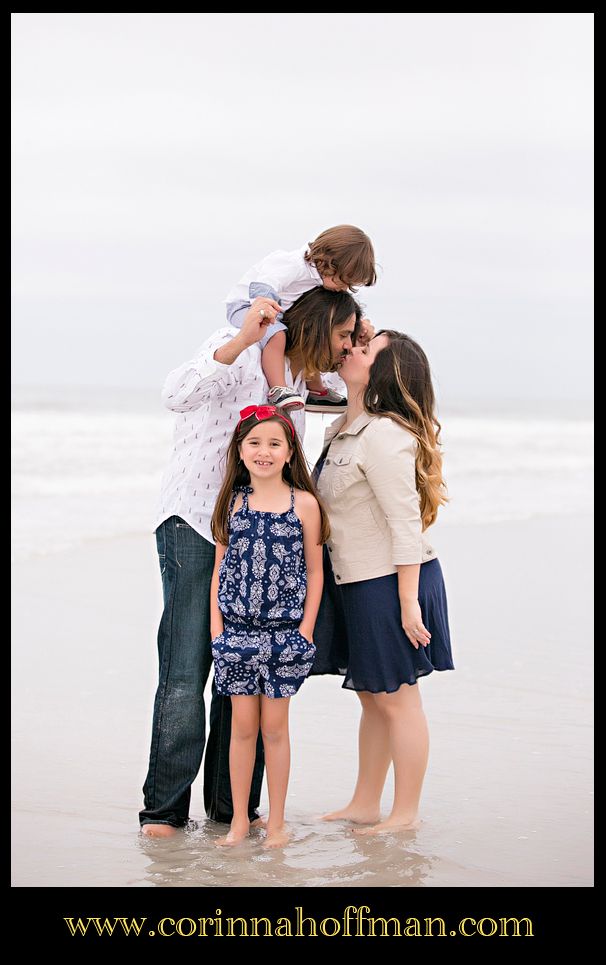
[160,333,240,412]
[362,419,423,565]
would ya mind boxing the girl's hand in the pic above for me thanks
[400,600,431,650]
[298,626,314,644]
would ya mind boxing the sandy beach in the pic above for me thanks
[11,512,593,888]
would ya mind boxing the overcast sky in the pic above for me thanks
[11,13,593,405]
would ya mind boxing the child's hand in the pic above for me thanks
[356,317,375,346]
[240,298,283,346]
[298,625,314,644]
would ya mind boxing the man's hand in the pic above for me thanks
[213,297,283,365]
[239,297,283,348]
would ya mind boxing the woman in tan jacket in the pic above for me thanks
[312,330,454,834]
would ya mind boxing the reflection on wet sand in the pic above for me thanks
[137,812,437,888]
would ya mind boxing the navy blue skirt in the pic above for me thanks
[311,548,454,692]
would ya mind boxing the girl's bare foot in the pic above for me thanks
[262,825,290,849]
[319,806,381,825]
[352,817,422,836]
[216,818,251,847]
[140,824,178,838]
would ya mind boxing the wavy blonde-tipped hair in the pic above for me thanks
[363,331,448,530]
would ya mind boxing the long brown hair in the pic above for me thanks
[282,287,362,380]
[364,331,448,530]
[305,225,377,289]
[211,407,331,545]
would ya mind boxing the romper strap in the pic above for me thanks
[227,490,239,523]
[240,485,253,512]
[289,484,295,511]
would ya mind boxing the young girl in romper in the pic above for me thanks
[210,404,329,848]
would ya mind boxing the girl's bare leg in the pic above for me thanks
[261,331,287,390]
[321,692,391,824]
[216,695,260,847]
[353,683,429,836]
[260,695,291,848]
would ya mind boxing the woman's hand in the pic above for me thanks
[400,600,431,650]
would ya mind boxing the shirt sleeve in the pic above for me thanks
[362,419,423,565]
[160,331,245,412]
[248,249,304,298]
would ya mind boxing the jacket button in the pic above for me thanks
[325,458,331,464]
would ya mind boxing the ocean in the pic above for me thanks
[11,386,594,562]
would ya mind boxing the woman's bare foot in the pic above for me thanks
[262,825,290,849]
[216,818,252,848]
[319,806,381,825]
[140,824,179,838]
[351,817,422,836]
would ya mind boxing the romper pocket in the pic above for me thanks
[296,629,317,659]
[211,631,224,653]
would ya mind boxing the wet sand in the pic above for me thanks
[11,514,593,887]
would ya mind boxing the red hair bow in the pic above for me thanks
[237,404,295,440]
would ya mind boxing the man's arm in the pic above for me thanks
[162,298,281,412]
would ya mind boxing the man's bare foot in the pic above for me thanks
[250,816,267,829]
[319,806,381,825]
[140,824,179,838]
[351,817,422,836]
[216,818,252,848]
[262,825,290,849]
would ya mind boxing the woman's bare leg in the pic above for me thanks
[321,691,391,824]
[353,683,429,835]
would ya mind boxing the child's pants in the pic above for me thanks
[226,282,287,351]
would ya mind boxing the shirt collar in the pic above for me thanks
[302,245,322,283]
[324,411,375,443]
[285,357,305,391]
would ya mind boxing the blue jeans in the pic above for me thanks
[140,517,265,827]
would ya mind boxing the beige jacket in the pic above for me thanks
[316,412,438,584]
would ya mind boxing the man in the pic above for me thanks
[140,288,360,836]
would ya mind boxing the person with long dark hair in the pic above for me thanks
[210,405,329,848]
[140,287,359,837]
[312,331,454,834]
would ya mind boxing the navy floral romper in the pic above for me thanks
[212,485,317,698]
